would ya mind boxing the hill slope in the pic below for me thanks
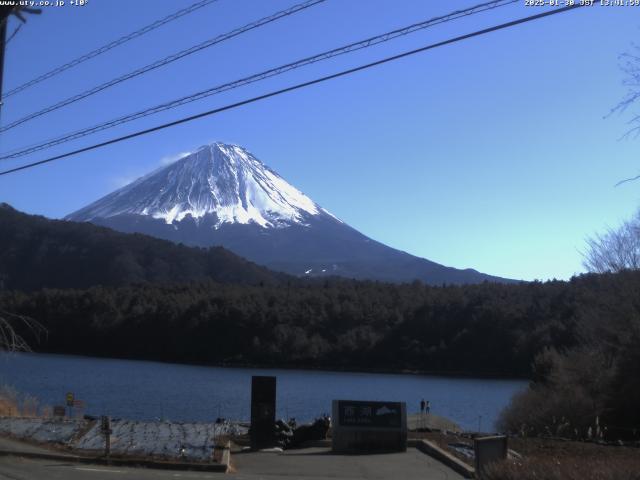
[0,203,285,291]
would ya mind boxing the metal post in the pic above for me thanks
[101,416,112,461]
[105,430,111,458]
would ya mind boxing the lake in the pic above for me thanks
[0,352,526,431]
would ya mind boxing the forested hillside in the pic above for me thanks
[2,203,638,436]
[3,270,638,379]
[0,204,286,290]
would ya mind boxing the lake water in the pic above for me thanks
[0,353,526,431]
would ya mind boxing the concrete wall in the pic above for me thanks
[474,435,507,475]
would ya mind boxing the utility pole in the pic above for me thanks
[0,7,42,121]
[0,8,11,120]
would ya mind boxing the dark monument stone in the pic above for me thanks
[250,375,276,449]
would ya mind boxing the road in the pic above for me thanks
[231,447,464,479]
[0,456,218,480]
[0,448,464,480]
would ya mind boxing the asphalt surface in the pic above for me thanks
[230,447,463,480]
[0,456,219,479]
[0,436,70,456]
[0,447,464,480]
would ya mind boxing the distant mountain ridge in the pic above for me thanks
[0,203,285,291]
[67,142,513,285]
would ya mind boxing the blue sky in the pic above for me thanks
[0,0,639,281]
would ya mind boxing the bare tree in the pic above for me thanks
[585,45,640,268]
[608,43,640,186]
[583,210,640,273]
[611,43,640,134]
[0,310,44,352]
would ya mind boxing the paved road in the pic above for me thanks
[0,435,78,456]
[0,456,219,480]
[0,448,464,480]
[231,447,463,480]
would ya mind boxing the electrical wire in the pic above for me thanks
[0,0,517,160]
[4,23,22,47]
[0,0,327,133]
[0,3,585,177]
[1,0,220,100]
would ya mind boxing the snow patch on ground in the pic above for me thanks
[74,419,243,461]
[0,417,247,461]
[0,417,82,445]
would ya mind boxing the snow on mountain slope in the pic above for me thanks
[67,141,514,285]
[67,142,338,229]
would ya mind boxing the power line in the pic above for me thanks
[4,23,21,47]
[0,3,585,178]
[0,0,518,160]
[1,0,219,101]
[0,0,326,134]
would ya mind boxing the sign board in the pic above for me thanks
[250,376,276,449]
[332,400,407,453]
[53,405,66,417]
[338,400,402,428]
[474,435,508,474]
[65,392,74,407]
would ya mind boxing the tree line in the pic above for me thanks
[2,204,639,437]
[2,270,637,381]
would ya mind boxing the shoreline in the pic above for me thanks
[13,350,529,382]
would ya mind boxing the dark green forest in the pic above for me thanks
[0,203,285,290]
[3,271,637,379]
[1,204,639,437]
[4,271,638,437]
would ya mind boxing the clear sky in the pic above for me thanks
[1,0,639,281]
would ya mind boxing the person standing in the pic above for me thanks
[420,399,425,414]
[426,400,431,414]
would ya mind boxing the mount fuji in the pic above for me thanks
[66,142,509,284]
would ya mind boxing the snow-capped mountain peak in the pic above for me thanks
[66,142,512,285]
[67,142,338,229]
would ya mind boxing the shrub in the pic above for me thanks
[0,385,19,416]
[0,385,42,417]
[484,457,640,480]
[497,346,619,439]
